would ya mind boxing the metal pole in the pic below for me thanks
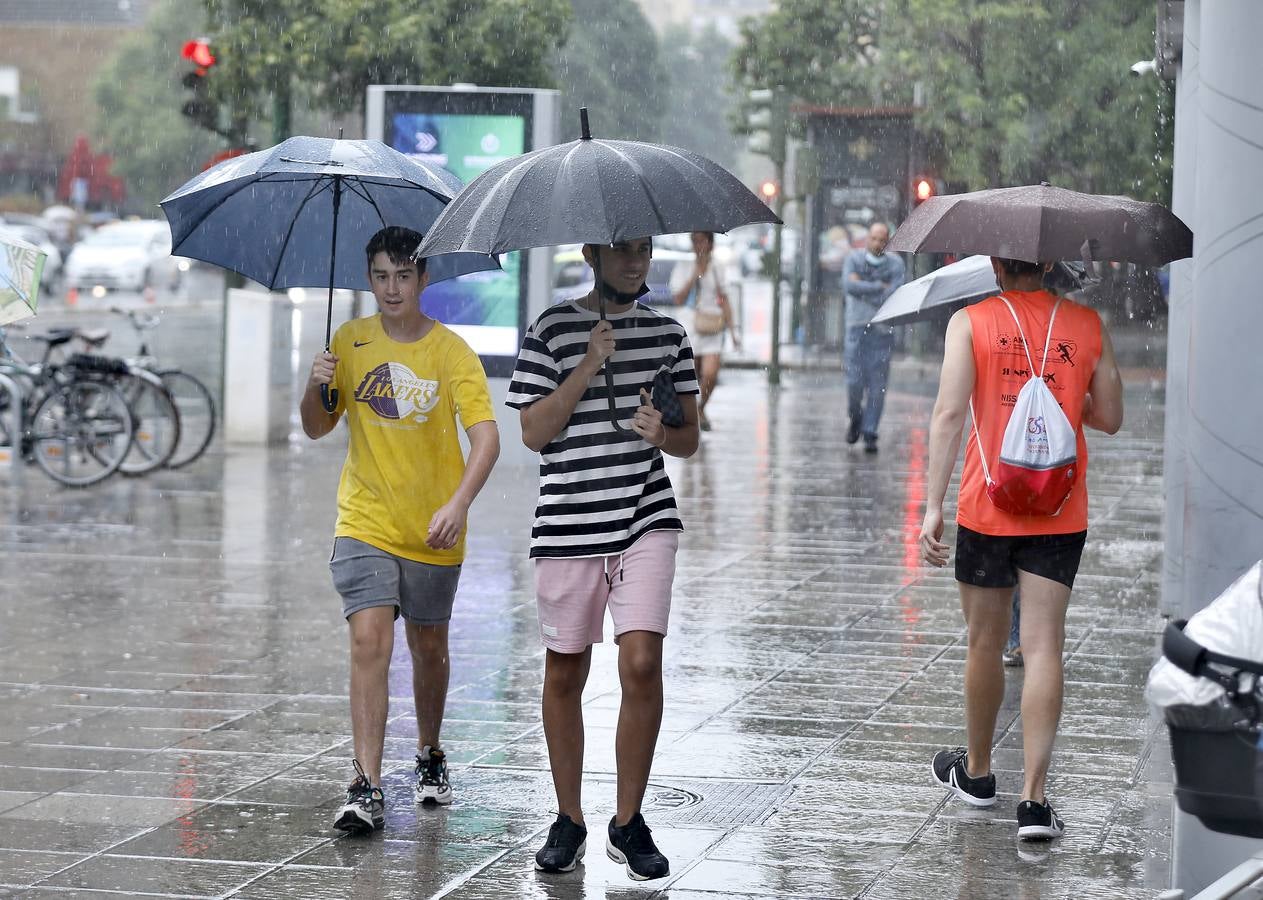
[768,164,785,386]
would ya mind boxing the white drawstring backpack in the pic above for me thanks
[970,295,1078,517]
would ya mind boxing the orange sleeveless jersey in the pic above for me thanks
[958,290,1102,536]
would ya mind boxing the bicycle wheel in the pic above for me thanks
[159,369,216,468]
[118,372,181,476]
[29,380,135,487]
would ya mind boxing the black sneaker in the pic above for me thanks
[931,747,997,807]
[863,434,879,453]
[415,745,453,805]
[332,760,384,834]
[535,813,587,873]
[1017,799,1065,840]
[846,417,862,444]
[606,812,670,881]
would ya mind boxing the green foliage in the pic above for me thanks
[734,0,1173,201]
[658,25,740,169]
[203,0,571,120]
[93,0,220,211]
[551,0,667,141]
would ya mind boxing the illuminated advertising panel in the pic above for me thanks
[368,88,557,375]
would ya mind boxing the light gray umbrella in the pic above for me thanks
[887,182,1192,266]
[0,229,46,326]
[871,255,1084,327]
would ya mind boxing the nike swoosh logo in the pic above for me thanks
[353,340,373,347]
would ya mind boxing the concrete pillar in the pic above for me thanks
[1159,0,1197,618]
[1169,1,1263,893]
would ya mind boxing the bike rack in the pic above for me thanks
[0,371,22,480]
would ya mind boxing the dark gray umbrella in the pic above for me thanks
[417,109,780,431]
[161,135,498,411]
[886,182,1192,266]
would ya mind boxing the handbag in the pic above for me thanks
[692,267,728,336]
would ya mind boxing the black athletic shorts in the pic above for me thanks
[954,525,1088,589]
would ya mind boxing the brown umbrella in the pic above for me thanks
[887,182,1192,266]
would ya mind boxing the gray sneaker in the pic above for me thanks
[415,745,453,805]
[333,760,384,834]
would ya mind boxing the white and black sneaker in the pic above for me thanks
[535,813,587,873]
[1017,799,1065,840]
[415,745,453,805]
[932,747,997,807]
[333,759,384,834]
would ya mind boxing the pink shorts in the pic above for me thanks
[534,530,679,653]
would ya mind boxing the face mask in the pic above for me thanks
[866,251,885,266]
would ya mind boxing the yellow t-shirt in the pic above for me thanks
[330,315,495,565]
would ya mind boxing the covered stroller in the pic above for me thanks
[1147,561,1263,839]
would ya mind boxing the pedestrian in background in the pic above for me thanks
[842,222,906,452]
[670,231,739,432]
[919,256,1123,842]
[301,226,501,834]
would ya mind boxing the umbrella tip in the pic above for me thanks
[579,107,591,140]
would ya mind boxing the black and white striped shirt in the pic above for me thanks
[506,299,700,559]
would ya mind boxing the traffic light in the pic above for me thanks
[745,87,788,167]
[180,38,220,133]
[759,180,779,202]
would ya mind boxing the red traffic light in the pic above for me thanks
[760,180,778,201]
[914,177,934,203]
[181,39,216,70]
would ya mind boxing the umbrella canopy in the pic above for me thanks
[871,255,1084,327]
[416,110,780,258]
[886,183,1192,266]
[0,229,46,326]
[160,136,498,290]
[417,108,779,433]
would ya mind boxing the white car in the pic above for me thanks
[64,220,187,292]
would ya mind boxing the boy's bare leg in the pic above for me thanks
[958,584,1013,778]
[405,621,450,751]
[1015,570,1071,802]
[348,606,396,784]
[543,647,592,824]
[614,630,664,825]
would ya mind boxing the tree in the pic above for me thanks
[658,25,740,170]
[93,0,222,212]
[733,0,1173,201]
[202,0,572,137]
[551,0,667,141]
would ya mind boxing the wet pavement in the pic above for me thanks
[0,313,1174,898]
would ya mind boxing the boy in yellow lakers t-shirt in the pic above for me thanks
[300,226,500,834]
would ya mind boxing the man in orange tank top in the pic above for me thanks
[918,257,1124,842]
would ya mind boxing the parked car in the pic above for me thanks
[63,220,188,292]
[0,219,63,290]
[551,247,696,307]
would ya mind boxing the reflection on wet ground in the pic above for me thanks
[0,363,1172,898]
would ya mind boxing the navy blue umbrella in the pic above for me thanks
[161,136,499,410]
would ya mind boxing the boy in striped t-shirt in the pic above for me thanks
[506,237,700,881]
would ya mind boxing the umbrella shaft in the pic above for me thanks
[325,176,343,350]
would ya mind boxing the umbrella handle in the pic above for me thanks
[322,383,338,412]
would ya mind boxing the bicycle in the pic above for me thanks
[0,326,137,487]
[92,308,217,469]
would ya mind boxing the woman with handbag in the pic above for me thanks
[670,231,740,431]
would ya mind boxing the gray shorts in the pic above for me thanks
[329,537,461,625]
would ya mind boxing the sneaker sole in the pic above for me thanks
[415,786,453,806]
[605,839,669,881]
[931,762,997,808]
[1018,824,1064,841]
[534,839,586,873]
[333,808,381,834]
